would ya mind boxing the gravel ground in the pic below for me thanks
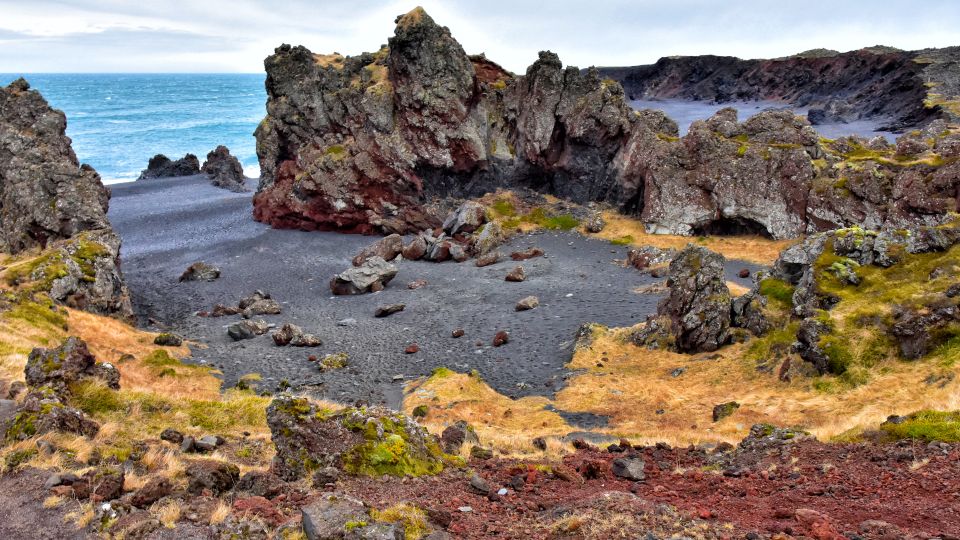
[109,175,761,410]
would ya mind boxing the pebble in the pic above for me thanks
[336,318,357,326]
[458,506,472,513]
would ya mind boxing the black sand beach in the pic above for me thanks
[109,175,760,409]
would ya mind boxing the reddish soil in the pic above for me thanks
[341,439,960,539]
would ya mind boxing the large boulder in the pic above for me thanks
[201,145,247,192]
[266,395,449,481]
[442,201,486,235]
[330,256,398,295]
[24,336,119,397]
[633,246,732,353]
[352,234,403,266]
[138,153,200,180]
[5,387,100,441]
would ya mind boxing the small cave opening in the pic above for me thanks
[692,217,773,239]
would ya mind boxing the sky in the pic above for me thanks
[0,1,957,74]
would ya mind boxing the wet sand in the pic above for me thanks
[108,175,760,410]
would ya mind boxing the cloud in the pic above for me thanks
[0,0,957,73]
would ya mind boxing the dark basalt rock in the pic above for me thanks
[186,460,239,495]
[201,145,247,192]
[0,80,133,319]
[138,153,200,180]
[266,395,447,481]
[24,336,119,397]
[179,261,221,282]
[635,246,732,353]
[0,79,112,253]
[251,12,960,242]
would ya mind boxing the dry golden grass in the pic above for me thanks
[404,369,572,457]
[209,500,232,525]
[403,319,960,449]
[590,211,794,265]
[153,499,181,528]
[313,53,345,68]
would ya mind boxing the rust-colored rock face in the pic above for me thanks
[253,8,960,240]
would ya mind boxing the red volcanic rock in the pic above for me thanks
[451,328,465,338]
[492,331,509,347]
[404,343,419,354]
[510,248,544,261]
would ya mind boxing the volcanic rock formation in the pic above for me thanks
[597,46,960,130]
[253,8,960,241]
[0,79,133,319]
[201,145,247,192]
[137,153,200,180]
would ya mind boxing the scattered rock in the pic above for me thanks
[153,332,183,347]
[451,328,465,338]
[712,401,741,422]
[443,201,487,235]
[402,235,428,260]
[611,457,646,481]
[469,474,491,494]
[353,234,404,266]
[470,446,493,460]
[227,319,271,341]
[440,420,479,454]
[24,336,119,396]
[405,343,419,354]
[330,256,399,295]
[236,471,286,498]
[585,213,606,233]
[179,261,221,282]
[511,248,544,261]
[300,493,369,540]
[492,331,509,347]
[273,323,322,347]
[239,291,282,318]
[160,428,184,444]
[738,268,751,279]
[375,303,406,318]
[407,279,428,290]
[130,476,172,508]
[311,467,340,487]
[186,460,239,495]
[337,318,357,327]
[475,252,500,267]
[515,296,539,311]
[505,266,526,282]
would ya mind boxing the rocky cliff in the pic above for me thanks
[253,8,960,240]
[597,47,960,130]
[0,79,132,319]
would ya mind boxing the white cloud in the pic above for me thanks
[0,0,956,73]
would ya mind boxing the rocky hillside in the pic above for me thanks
[253,8,960,240]
[0,79,132,319]
[597,46,960,130]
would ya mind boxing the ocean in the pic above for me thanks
[0,73,266,184]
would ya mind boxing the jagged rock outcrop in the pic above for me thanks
[0,79,111,253]
[253,9,960,242]
[266,395,449,481]
[0,79,133,319]
[768,220,960,374]
[253,7,635,234]
[201,145,247,192]
[597,46,960,130]
[5,337,116,442]
[137,153,200,180]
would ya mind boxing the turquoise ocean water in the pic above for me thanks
[0,74,266,184]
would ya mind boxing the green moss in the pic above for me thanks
[745,321,799,362]
[880,410,960,442]
[758,278,795,308]
[489,199,516,218]
[324,145,348,161]
[737,143,748,157]
[490,79,507,90]
[320,352,349,371]
[3,448,37,471]
[341,412,449,478]
[5,299,67,332]
[655,133,679,142]
[371,504,429,540]
[344,521,368,532]
[609,235,634,246]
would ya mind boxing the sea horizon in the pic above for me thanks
[0,73,267,184]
